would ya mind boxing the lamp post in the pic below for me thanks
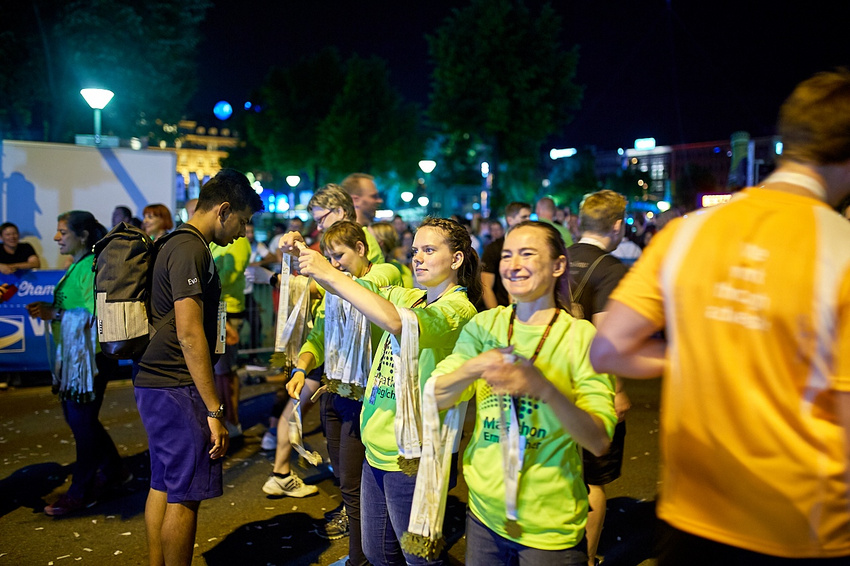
[418,160,437,213]
[80,88,114,146]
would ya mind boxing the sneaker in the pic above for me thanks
[262,473,318,497]
[44,493,96,516]
[324,503,345,521]
[318,507,349,540]
[261,429,277,451]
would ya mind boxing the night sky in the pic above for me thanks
[189,0,850,150]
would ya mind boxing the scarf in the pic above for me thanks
[270,253,312,374]
[323,278,372,400]
[392,305,423,475]
[53,308,99,403]
[401,378,465,559]
[288,399,323,467]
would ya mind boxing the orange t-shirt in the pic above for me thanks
[611,187,850,558]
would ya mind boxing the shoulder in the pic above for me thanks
[366,262,403,286]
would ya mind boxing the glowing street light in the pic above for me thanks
[418,196,430,207]
[400,191,414,202]
[285,175,301,188]
[80,88,114,146]
[418,160,436,174]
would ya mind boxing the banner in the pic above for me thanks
[0,269,65,371]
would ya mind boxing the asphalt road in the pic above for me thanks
[0,373,661,566]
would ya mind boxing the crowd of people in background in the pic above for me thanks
[7,69,850,566]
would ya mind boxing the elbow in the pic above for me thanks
[586,435,611,458]
[589,335,616,374]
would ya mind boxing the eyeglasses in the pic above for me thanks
[313,210,334,227]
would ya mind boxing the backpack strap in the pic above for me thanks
[571,253,607,304]
[148,225,215,340]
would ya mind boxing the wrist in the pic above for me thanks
[207,403,225,419]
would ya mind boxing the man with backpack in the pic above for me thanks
[568,189,631,566]
[133,169,263,566]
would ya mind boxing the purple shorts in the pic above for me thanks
[135,385,223,503]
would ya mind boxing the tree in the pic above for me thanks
[243,48,346,188]
[239,52,424,191]
[428,0,583,201]
[0,0,209,142]
[318,55,423,183]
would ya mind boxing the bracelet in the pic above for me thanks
[290,368,306,379]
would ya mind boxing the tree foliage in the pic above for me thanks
[319,55,423,182]
[236,51,424,189]
[428,0,583,196]
[0,0,209,142]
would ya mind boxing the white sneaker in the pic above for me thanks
[261,430,277,451]
[262,474,318,497]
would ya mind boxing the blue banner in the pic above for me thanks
[0,269,65,371]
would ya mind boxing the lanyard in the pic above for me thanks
[506,305,560,363]
[500,305,560,530]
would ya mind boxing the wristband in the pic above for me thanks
[290,368,306,379]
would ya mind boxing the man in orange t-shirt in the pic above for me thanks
[590,70,850,564]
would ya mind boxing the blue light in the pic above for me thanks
[269,203,276,212]
[626,217,634,225]
[268,194,276,202]
[244,101,252,110]
[775,141,783,155]
[713,147,720,154]
[213,101,233,120]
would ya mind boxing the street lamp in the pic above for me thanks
[80,88,114,146]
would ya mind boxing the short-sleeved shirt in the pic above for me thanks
[136,226,221,388]
[52,253,97,351]
[481,236,510,307]
[431,306,616,550]
[360,286,477,471]
[0,242,36,265]
[610,187,850,558]
[540,219,573,247]
[568,242,628,319]
[210,237,251,314]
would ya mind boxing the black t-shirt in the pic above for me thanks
[481,236,510,307]
[136,226,221,388]
[568,242,629,320]
[0,242,36,265]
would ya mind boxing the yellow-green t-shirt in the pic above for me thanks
[360,286,477,471]
[431,306,615,550]
[210,237,251,314]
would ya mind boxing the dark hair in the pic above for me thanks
[58,211,107,250]
[418,217,482,306]
[142,203,174,232]
[308,184,356,221]
[114,206,132,219]
[504,201,531,219]
[778,68,850,166]
[196,168,264,215]
[320,220,368,255]
[507,220,571,311]
[0,222,19,234]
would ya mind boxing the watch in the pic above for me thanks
[207,404,225,419]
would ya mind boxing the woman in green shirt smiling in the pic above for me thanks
[297,217,479,566]
[427,221,616,565]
